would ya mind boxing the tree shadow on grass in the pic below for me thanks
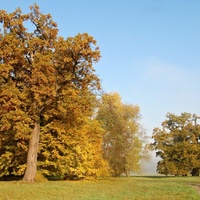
[132,175,175,179]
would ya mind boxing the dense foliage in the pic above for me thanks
[151,112,200,176]
[97,93,148,177]
[0,4,105,181]
[0,4,147,182]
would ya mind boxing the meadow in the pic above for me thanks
[0,176,199,200]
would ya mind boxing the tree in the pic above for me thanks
[97,92,147,177]
[151,112,200,176]
[38,89,108,179]
[0,4,101,182]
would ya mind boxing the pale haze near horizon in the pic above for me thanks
[1,0,200,174]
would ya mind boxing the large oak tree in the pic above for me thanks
[0,4,101,182]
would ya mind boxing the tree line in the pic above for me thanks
[1,4,199,183]
[0,4,147,182]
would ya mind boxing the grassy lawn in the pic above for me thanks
[0,176,199,200]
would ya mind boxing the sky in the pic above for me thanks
[1,0,200,173]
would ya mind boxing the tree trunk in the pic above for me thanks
[125,170,130,178]
[191,168,199,176]
[23,122,40,182]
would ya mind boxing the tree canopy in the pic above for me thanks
[151,112,200,176]
[0,4,104,182]
[0,4,148,182]
[97,92,148,177]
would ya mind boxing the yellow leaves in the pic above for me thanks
[14,164,27,175]
[97,92,145,176]
[63,57,72,62]
[39,108,107,179]
[65,33,100,63]
[0,3,103,180]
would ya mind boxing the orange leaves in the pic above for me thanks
[66,33,100,63]
[54,32,101,91]
[0,3,102,179]
[63,57,72,63]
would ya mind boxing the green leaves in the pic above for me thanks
[152,112,200,176]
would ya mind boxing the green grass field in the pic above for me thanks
[0,176,199,200]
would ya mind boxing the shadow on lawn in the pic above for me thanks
[133,175,172,179]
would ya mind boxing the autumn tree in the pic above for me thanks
[38,89,108,179]
[0,4,102,182]
[151,112,200,176]
[97,92,147,177]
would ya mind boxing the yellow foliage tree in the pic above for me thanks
[0,4,102,182]
[97,92,147,177]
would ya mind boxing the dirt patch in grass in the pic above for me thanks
[189,183,200,194]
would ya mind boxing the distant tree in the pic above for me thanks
[97,92,148,177]
[0,4,101,182]
[151,112,200,176]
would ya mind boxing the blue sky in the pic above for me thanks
[1,1,200,139]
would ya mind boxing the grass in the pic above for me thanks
[0,176,199,200]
